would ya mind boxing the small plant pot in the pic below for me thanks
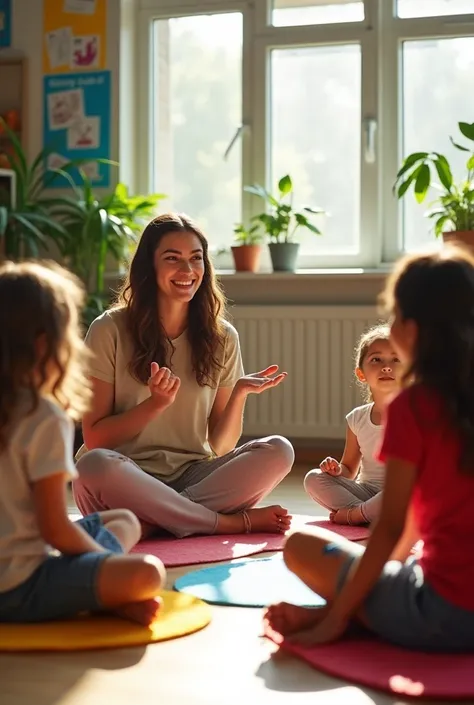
[268,242,300,272]
[443,230,474,254]
[231,244,262,272]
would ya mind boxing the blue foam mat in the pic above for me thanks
[174,555,326,608]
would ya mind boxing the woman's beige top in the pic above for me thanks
[82,308,244,481]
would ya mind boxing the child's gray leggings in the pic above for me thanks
[304,469,382,523]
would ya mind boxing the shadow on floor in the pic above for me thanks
[0,645,146,705]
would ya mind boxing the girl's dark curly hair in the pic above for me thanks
[380,246,474,473]
[0,261,91,451]
[115,213,227,387]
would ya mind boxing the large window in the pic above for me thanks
[271,45,361,254]
[151,14,242,243]
[401,37,474,252]
[137,0,474,268]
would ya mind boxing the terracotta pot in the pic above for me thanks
[442,231,474,254]
[231,244,262,273]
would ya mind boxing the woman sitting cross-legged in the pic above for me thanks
[74,213,294,539]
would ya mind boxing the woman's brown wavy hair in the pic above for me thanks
[380,246,474,473]
[0,261,91,452]
[115,213,227,387]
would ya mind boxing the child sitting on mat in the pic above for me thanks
[304,324,401,525]
[0,262,165,625]
[265,246,474,652]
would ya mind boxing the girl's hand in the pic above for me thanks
[287,612,348,646]
[148,362,181,411]
[320,457,342,476]
[234,365,287,397]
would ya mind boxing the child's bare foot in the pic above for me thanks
[264,602,327,637]
[329,506,366,525]
[217,505,291,534]
[115,596,162,627]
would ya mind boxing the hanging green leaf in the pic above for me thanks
[414,164,431,203]
[278,174,292,195]
[459,122,474,142]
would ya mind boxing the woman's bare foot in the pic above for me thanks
[264,602,327,637]
[329,506,366,525]
[217,505,291,535]
[115,596,163,627]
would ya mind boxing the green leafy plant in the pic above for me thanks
[394,121,474,237]
[233,221,262,246]
[47,170,163,293]
[245,174,324,243]
[107,182,165,244]
[0,120,71,260]
[44,170,165,329]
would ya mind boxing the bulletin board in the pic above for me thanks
[43,0,107,74]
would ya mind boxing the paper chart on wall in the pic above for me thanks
[43,71,111,188]
[64,0,96,14]
[43,0,106,73]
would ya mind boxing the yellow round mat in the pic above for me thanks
[0,590,211,652]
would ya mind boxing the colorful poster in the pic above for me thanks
[43,71,111,188]
[43,0,106,74]
[0,0,11,48]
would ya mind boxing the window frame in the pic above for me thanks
[135,0,474,269]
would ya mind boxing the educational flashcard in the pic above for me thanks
[64,0,96,14]
[47,88,84,131]
[47,152,70,171]
[67,116,100,150]
[71,35,100,69]
[81,161,100,180]
[46,27,72,69]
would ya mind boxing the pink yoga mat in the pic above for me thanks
[131,515,369,567]
[267,628,474,699]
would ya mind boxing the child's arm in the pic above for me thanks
[389,502,420,562]
[320,425,361,477]
[33,473,110,555]
[338,425,361,478]
[317,457,417,640]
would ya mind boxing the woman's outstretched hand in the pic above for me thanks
[148,362,181,411]
[234,365,287,397]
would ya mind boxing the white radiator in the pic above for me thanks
[231,305,379,440]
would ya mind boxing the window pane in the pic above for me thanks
[152,14,242,247]
[398,0,474,18]
[271,45,361,254]
[272,0,364,26]
[401,38,474,252]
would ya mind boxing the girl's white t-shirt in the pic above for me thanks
[346,403,384,488]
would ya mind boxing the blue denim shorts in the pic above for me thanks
[338,556,474,652]
[0,514,123,623]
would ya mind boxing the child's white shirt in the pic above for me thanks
[346,402,384,488]
[0,392,76,593]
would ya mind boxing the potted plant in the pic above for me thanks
[0,123,71,261]
[394,120,474,251]
[245,174,324,272]
[231,221,263,272]
[47,168,164,328]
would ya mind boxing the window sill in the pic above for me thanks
[215,267,391,280]
[217,267,391,306]
[105,267,391,306]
